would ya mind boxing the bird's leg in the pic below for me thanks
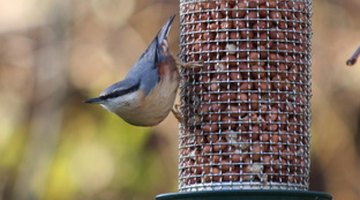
[171,104,183,123]
[174,56,203,69]
[176,60,203,69]
[171,51,203,69]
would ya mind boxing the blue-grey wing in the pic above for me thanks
[126,59,159,96]
[126,15,176,96]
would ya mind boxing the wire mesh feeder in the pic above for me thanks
[178,0,312,191]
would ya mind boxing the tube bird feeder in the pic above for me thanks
[157,0,332,199]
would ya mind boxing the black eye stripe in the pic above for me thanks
[100,81,140,100]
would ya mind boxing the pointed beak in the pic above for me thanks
[83,97,103,104]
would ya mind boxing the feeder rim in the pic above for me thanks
[156,190,332,199]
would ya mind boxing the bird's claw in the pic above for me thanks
[176,60,203,69]
[171,104,183,123]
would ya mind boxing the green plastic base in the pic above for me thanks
[156,190,332,200]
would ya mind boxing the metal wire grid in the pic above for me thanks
[178,0,312,191]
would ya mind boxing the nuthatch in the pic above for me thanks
[85,15,180,126]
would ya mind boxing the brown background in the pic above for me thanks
[0,0,359,200]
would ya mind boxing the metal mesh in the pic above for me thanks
[178,0,312,191]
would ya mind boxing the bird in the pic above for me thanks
[84,15,180,126]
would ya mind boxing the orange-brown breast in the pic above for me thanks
[159,59,177,79]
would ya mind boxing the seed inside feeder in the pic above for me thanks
[179,0,311,191]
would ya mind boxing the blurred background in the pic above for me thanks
[0,0,359,199]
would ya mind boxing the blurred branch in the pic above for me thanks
[12,0,72,199]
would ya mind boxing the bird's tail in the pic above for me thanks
[157,15,176,44]
[135,15,176,66]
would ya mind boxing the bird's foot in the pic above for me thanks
[171,104,183,123]
[176,60,203,69]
